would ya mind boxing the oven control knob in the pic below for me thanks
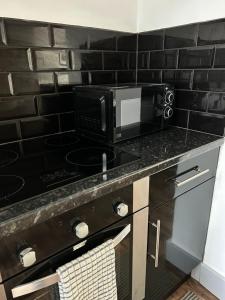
[74,222,89,239]
[164,107,173,119]
[165,91,174,104]
[116,203,129,217]
[19,247,36,268]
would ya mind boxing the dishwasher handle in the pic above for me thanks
[11,224,131,298]
[175,168,210,187]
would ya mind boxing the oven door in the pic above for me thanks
[114,87,165,142]
[2,217,132,300]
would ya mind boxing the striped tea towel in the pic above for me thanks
[56,239,118,300]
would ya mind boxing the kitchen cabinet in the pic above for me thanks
[145,148,219,300]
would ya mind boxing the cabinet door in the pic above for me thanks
[145,178,215,300]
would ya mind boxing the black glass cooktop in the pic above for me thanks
[0,132,139,209]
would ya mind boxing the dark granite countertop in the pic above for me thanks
[0,127,224,237]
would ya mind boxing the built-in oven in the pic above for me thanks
[73,83,174,144]
[0,178,149,300]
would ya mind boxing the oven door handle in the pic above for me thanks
[11,224,131,298]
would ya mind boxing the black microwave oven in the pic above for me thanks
[73,83,174,144]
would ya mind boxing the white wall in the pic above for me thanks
[137,0,225,32]
[0,0,137,32]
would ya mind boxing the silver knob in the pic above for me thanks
[165,91,174,104]
[74,222,89,239]
[116,203,129,217]
[19,247,36,268]
[164,107,173,119]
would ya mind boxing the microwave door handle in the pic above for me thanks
[100,96,106,132]
[11,224,131,298]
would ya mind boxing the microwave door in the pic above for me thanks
[76,92,107,136]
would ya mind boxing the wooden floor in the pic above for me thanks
[167,279,218,300]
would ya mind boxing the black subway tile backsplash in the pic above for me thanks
[214,46,225,68]
[193,70,225,92]
[37,93,74,115]
[5,19,50,47]
[150,50,178,69]
[56,71,89,91]
[208,93,225,115]
[0,18,136,143]
[163,70,192,89]
[117,34,137,51]
[179,47,214,69]
[0,73,11,96]
[175,90,208,111]
[0,49,31,71]
[189,111,225,135]
[198,20,225,46]
[20,115,59,139]
[90,71,116,85]
[171,109,189,128]
[34,49,70,71]
[138,70,161,83]
[117,71,136,83]
[104,52,128,70]
[11,72,55,95]
[138,30,164,51]
[89,29,117,50]
[53,26,88,49]
[71,51,102,70]
[0,121,19,143]
[0,96,36,121]
[138,52,149,69]
[165,24,197,49]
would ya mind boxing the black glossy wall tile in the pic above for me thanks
[179,47,214,69]
[193,70,225,91]
[165,24,197,49]
[71,51,102,70]
[129,52,137,69]
[163,70,192,89]
[171,109,189,128]
[33,49,69,71]
[0,73,11,96]
[0,96,36,121]
[214,46,225,68]
[0,19,5,45]
[175,90,208,111]
[208,93,225,114]
[11,72,55,95]
[60,112,75,131]
[0,49,31,71]
[104,52,128,70]
[138,30,164,51]
[53,25,88,49]
[150,50,177,69]
[20,116,59,138]
[137,70,161,83]
[138,52,149,69]
[37,93,74,115]
[0,121,19,143]
[117,34,137,51]
[90,71,116,85]
[198,20,225,45]
[117,71,136,83]
[189,111,225,135]
[56,71,89,91]
[89,29,117,50]
[5,19,50,47]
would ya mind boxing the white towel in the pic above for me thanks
[57,239,118,300]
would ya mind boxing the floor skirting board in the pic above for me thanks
[192,263,225,300]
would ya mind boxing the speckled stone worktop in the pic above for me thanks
[0,127,224,237]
